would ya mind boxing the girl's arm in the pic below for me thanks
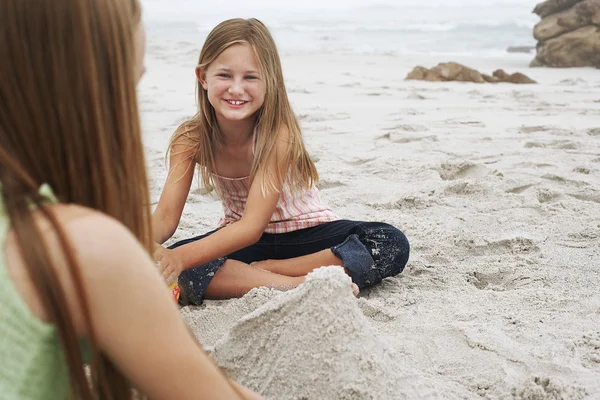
[156,131,290,282]
[18,206,260,399]
[152,135,196,244]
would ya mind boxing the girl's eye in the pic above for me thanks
[217,73,231,78]
[245,75,258,80]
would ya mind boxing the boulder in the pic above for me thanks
[405,65,444,81]
[482,74,499,83]
[430,62,486,83]
[531,0,600,67]
[533,0,584,18]
[533,0,600,41]
[530,25,600,67]
[492,69,538,84]
[405,63,536,84]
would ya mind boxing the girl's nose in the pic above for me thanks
[228,80,244,96]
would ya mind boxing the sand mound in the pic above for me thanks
[209,267,441,400]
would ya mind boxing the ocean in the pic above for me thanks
[140,0,540,57]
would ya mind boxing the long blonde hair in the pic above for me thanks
[171,18,319,194]
[0,0,151,398]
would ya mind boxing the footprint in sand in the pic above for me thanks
[288,87,311,94]
[511,376,587,399]
[559,225,600,248]
[316,179,346,190]
[587,128,600,136]
[298,113,350,122]
[574,167,591,174]
[437,161,491,181]
[524,140,579,149]
[442,119,486,128]
[407,91,428,100]
[505,183,535,194]
[344,157,376,166]
[536,188,562,203]
[519,125,551,134]
[383,123,429,132]
[466,269,539,291]
[576,331,600,368]
[367,195,433,211]
[455,237,539,256]
[339,82,361,88]
[377,132,438,144]
[391,108,424,116]
[568,192,600,204]
[558,78,588,86]
[443,181,489,196]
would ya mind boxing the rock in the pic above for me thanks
[405,63,536,84]
[507,45,536,53]
[492,69,538,84]
[531,25,600,67]
[533,0,600,41]
[533,0,584,18]
[531,0,600,67]
[482,74,499,83]
[405,65,443,81]
[405,66,428,80]
[431,62,486,83]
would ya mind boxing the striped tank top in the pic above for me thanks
[213,174,338,234]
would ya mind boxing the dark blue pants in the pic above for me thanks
[170,220,410,305]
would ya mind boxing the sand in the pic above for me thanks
[140,42,600,399]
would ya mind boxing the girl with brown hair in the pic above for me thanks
[0,0,260,398]
[153,18,410,305]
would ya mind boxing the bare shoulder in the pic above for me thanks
[4,204,152,332]
[40,204,144,259]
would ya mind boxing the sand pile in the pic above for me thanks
[207,267,441,400]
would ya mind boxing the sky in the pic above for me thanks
[140,0,541,15]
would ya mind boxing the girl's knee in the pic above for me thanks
[371,224,410,277]
[390,228,410,273]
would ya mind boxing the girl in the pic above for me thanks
[154,18,410,306]
[0,0,259,399]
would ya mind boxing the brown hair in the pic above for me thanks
[0,0,151,398]
[171,18,319,195]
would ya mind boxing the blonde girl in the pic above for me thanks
[154,18,409,305]
[0,1,259,399]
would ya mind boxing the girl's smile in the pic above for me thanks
[198,44,266,124]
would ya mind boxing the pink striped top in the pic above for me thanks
[213,174,339,234]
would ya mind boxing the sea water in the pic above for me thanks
[141,0,540,57]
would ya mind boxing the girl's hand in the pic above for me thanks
[155,246,186,285]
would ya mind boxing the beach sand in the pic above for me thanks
[140,43,600,399]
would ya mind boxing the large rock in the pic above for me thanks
[531,0,600,67]
[406,62,485,83]
[431,62,486,83]
[533,0,584,18]
[405,63,536,84]
[531,25,600,67]
[492,69,538,84]
[533,0,600,41]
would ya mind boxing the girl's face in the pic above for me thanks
[198,44,266,124]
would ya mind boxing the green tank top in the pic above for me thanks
[0,184,87,399]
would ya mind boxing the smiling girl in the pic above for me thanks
[153,18,410,305]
